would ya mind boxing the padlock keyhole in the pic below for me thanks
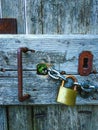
[83,58,88,68]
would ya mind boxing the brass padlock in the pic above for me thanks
[57,75,77,106]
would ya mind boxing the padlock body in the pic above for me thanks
[57,86,77,106]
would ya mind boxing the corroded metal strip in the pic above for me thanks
[17,47,35,102]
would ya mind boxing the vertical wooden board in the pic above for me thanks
[1,0,26,34]
[0,0,2,18]
[57,0,92,34]
[42,0,58,34]
[26,0,42,34]
[42,0,76,34]
[46,105,92,130]
[33,105,71,130]
[33,105,97,130]
[77,106,98,130]
[91,106,98,129]
[77,106,93,130]
[33,105,77,130]
[46,105,74,130]
[42,0,92,34]
[71,0,91,34]
[0,106,8,130]
[90,0,98,34]
[40,0,98,34]
[56,0,71,34]
[8,106,33,130]
[56,0,75,34]
[33,106,48,130]
[25,0,98,34]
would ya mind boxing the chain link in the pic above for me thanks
[48,67,97,93]
[74,81,97,92]
[48,68,67,81]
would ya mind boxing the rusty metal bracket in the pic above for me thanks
[17,47,35,102]
[78,51,93,76]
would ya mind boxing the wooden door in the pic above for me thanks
[0,0,98,130]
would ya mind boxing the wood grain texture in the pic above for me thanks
[0,0,2,18]
[0,35,98,105]
[0,74,98,105]
[0,0,97,34]
[1,0,26,34]
[0,106,8,130]
[8,106,33,130]
[90,0,98,34]
[0,35,98,73]
[0,0,98,34]
[33,105,98,130]
[0,1,98,130]
[26,0,42,34]
[42,0,58,34]
[25,0,98,34]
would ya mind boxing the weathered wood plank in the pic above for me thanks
[91,105,98,129]
[0,35,98,105]
[0,35,98,74]
[0,74,98,105]
[1,0,26,34]
[26,0,42,34]
[1,0,98,34]
[0,106,8,130]
[33,105,98,130]
[33,105,97,130]
[8,106,33,130]
[49,0,91,34]
[42,0,58,34]
[70,0,91,34]
[90,0,98,34]
[25,0,98,34]
[0,0,2,18]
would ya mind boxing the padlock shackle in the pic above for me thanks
[61,75,77,91]
[66,75,77,82]
[61,80,65,87]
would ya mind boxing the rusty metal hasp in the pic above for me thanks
[17,47,35,102]
[78,51,93,76]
